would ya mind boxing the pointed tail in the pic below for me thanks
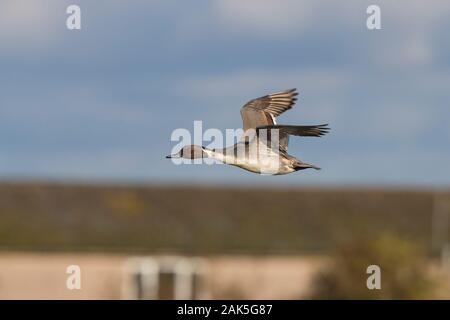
[294,162,321,171]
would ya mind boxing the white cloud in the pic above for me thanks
[359,104,437,143]
[212,0,449,69]
[176,66,445,145]
[179,68,349,99]
[213,0,315,36]
[0,0,61,53]
[376,35,433,67]
[176,68,348,129]
[369,0,450,68]
[213,0,450,35]
[384,0,450,25]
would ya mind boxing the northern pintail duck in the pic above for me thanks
[167,89,329,175]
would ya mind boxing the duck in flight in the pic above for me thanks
[167,88,329,175]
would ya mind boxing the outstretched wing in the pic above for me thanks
[240,88,298,133]
[257,124,330,137]
[256,124,330,152]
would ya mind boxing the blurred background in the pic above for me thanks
[0,0,449,299]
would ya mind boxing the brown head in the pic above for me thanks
[166,145,207,159]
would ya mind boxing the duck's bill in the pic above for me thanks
[166,154,180,159]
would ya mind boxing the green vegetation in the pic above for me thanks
[0,182,448,254]
[309,233,438,299]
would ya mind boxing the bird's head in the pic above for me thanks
[166,145,208,159]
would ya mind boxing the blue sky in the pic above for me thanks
[0,0,449,186]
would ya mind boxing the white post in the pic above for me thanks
[432,195,450,268]
[141,259,159,300]
[174,259,194,300]
[122,258,159,300]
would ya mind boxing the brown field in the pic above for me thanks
[0,182,448,255]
